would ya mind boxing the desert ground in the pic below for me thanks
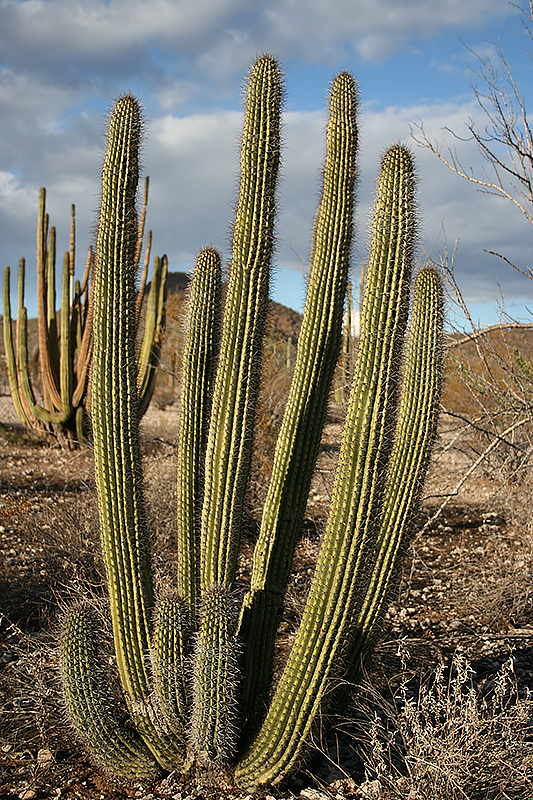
[1,328,533,799]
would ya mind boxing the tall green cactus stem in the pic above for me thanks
[90,93,183,768]
[344,266,443,684]
[61,605,160,780]
[235,145,426,789]
[3,263,33,429]
[137,253,168,418]
[36,188,63,413]
[193,55,282,762]
[237,71,358,725]
[176,247,222,614]
[199,56,283,593]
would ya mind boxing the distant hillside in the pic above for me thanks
[165,271,190,294]
[161,271,302,342]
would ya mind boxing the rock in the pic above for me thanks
[300,790,331,800]
[37,748,54,766]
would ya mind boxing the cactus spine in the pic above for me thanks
[60,59,443,791]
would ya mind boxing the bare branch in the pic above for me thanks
[447,321,533,348]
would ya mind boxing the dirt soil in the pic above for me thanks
[1,395,533,800]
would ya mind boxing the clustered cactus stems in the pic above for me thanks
[2,174,167,446]
[60,57,444,790]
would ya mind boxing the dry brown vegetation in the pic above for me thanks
[1,296,533,799]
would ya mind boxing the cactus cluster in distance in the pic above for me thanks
[60,55,444,789]
[2,176,167,446]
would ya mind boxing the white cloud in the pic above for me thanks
[0,0,515,96]
[0,0,529,321]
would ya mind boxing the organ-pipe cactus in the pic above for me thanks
[2,177,166,446]
[60,57,444,791]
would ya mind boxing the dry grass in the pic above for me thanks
[2,313,533,797]
[355,652,533,799]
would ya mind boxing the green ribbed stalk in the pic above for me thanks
[61,605,159,780]
[137,253,168,418]
[193,55,282,764]
[199,56,282,592]
[176,247,222,614]
[238,71,358,725]
[36,188,62,413]
[3,264,33,429]
[344,266,443,681]
[152,596,190,732]
[90,93,183,768]
[60,251,73,417]
[235,145,421,789]
[46,225,60,383]
[191,586,241,762]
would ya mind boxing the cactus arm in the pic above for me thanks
[46,225,60,383]
[345,266,443,680]
[60,251,73,417]
[237,72,358,723]
[80,245,92,296]
[138,251,167,418]
[73,279,82,353]
[199,55,283,592]
[176,247,222,615]
[235,145,418,789]
[69,203,76,303]
[90,93,183,768]
[136,252,168,418]
[134,178,151,326]
[61,605,160,780]
[136,229,152,324]
[72,249,93,408]
[15,258,39,425]
[134,176,150,273]
[192,55,282,765]
[190,587,241,762]
[136,253,161,400]
[151,596,190,732]
[3,264,33,428]
[36,188,62,413]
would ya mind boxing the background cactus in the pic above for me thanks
[2,177,167,447]
[60,58,444,790]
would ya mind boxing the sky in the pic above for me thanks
[2,0,533,330]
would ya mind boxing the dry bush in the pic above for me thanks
[249,333,296,505]
[356,652,533,800]
[443,325,533,486]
